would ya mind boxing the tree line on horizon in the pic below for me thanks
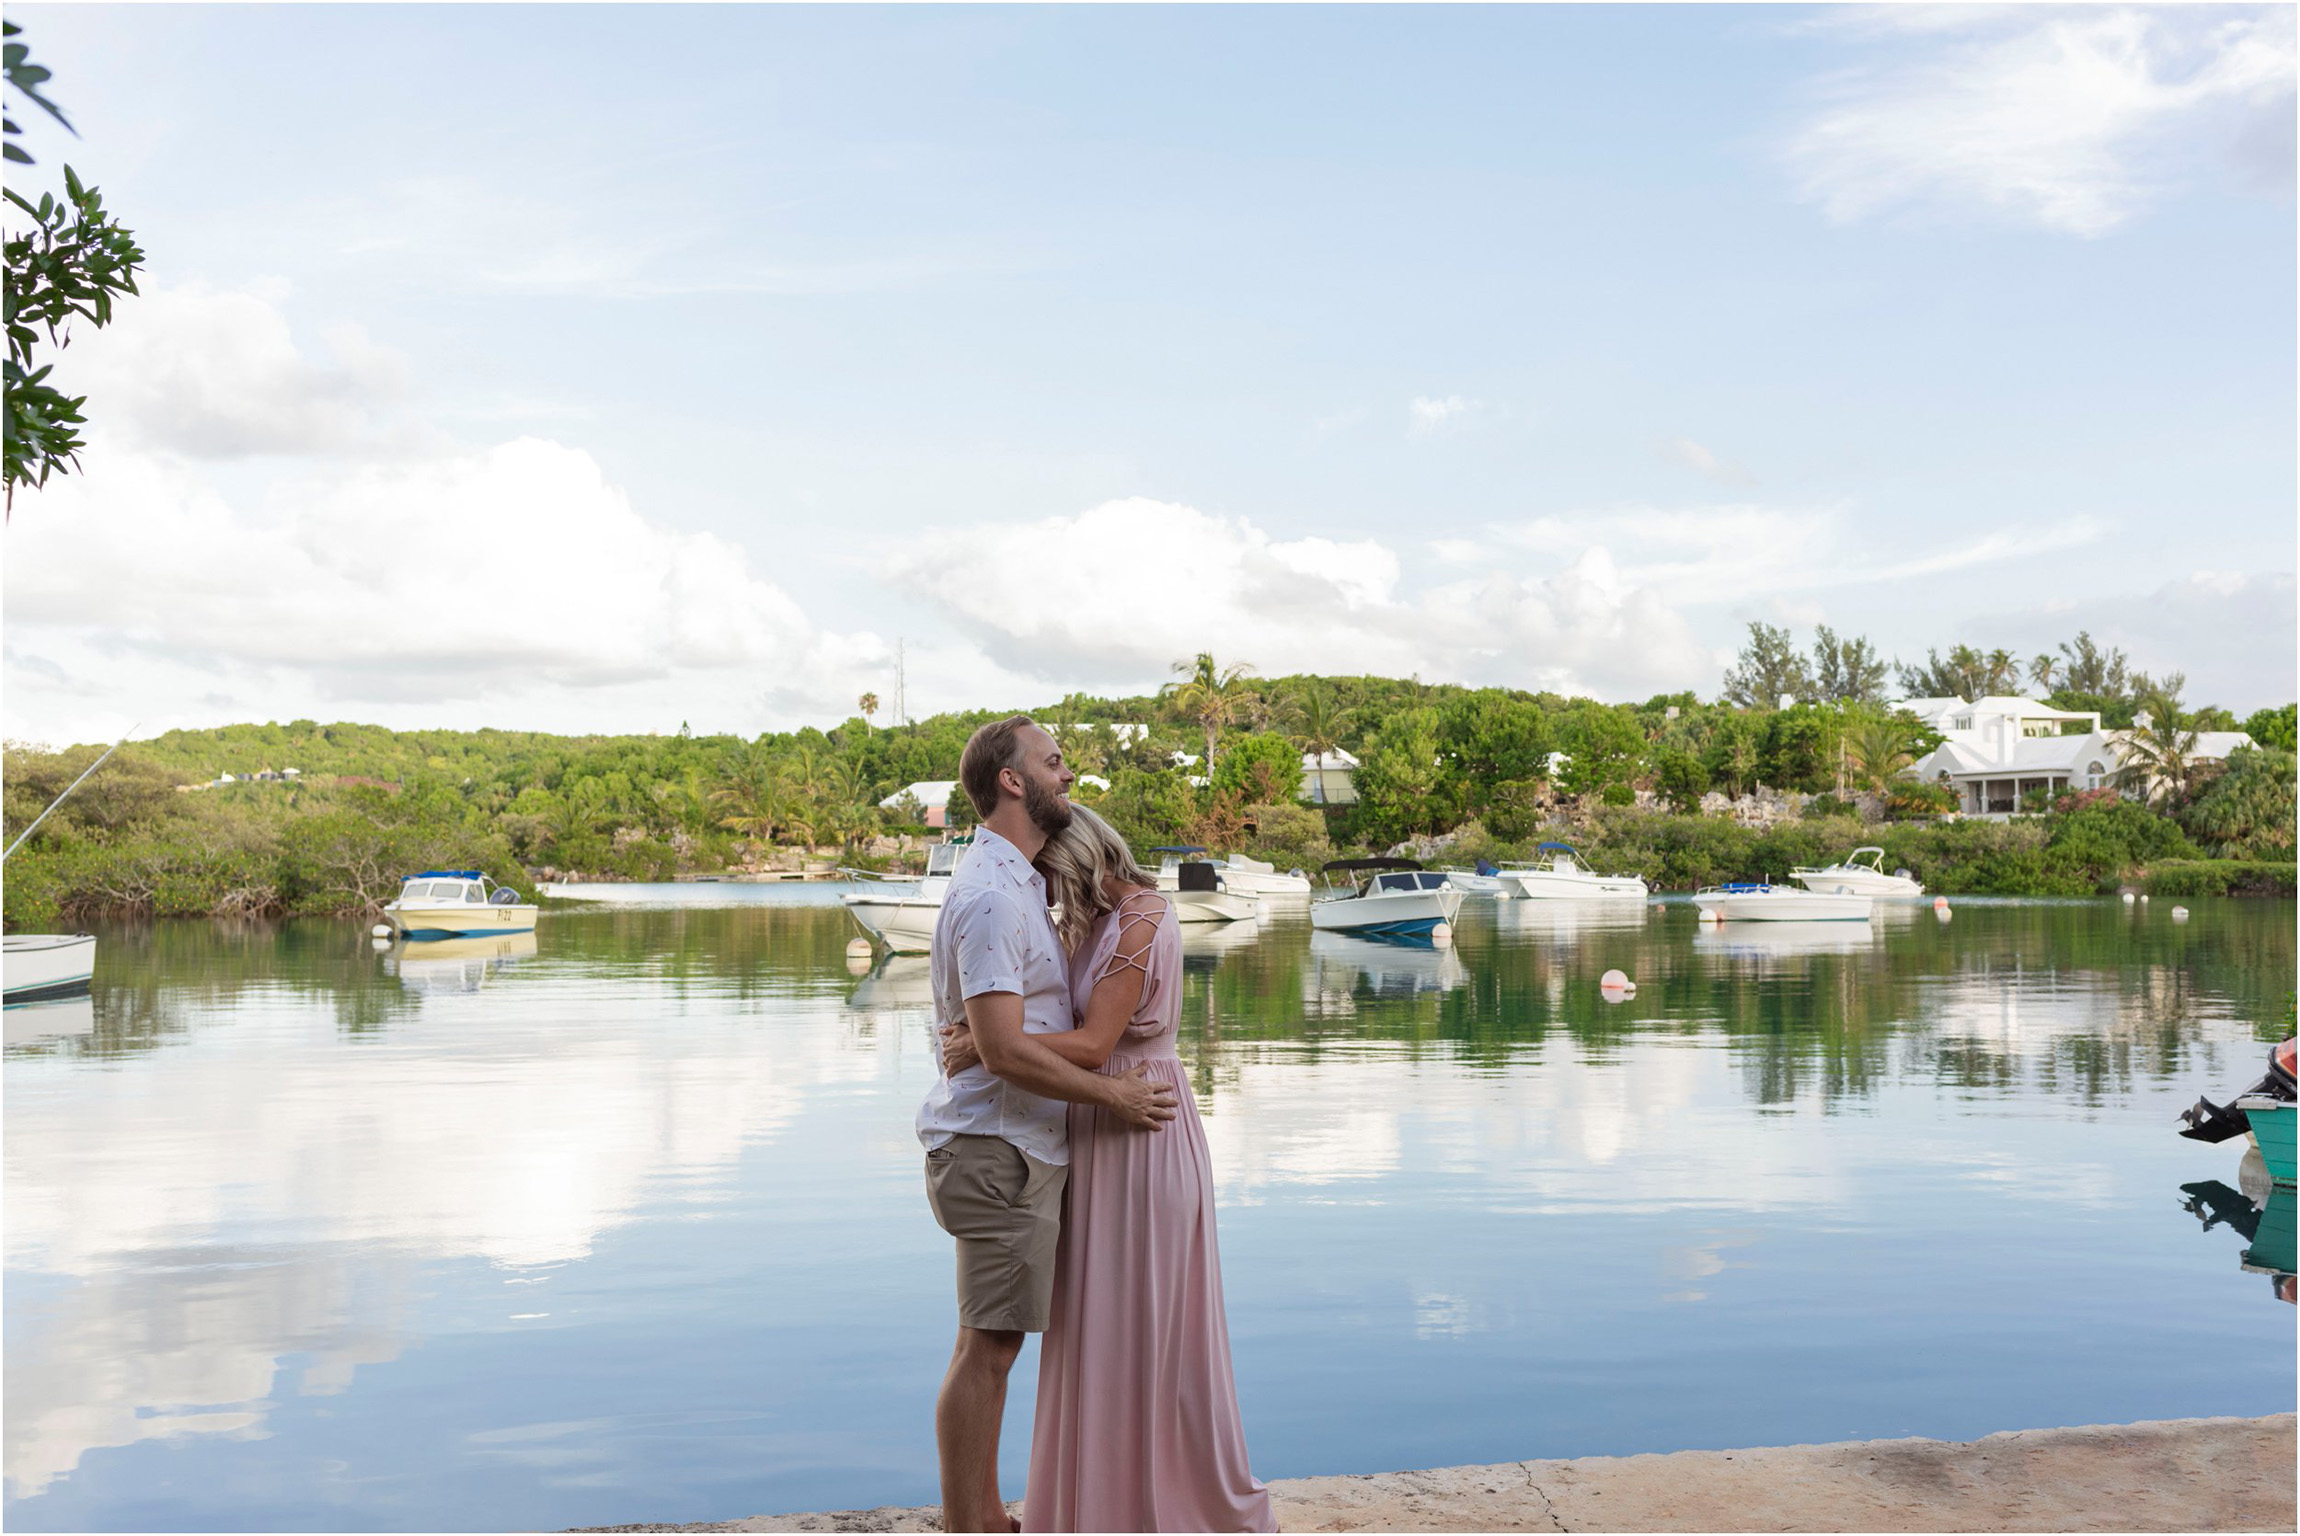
[4,622,2293,928]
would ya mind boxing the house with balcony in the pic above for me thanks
[1301,748,1358,805]
[1903,696,2256,816]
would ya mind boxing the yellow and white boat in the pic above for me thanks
[381,871,538,940]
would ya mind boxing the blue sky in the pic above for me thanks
[4,3,2293,743]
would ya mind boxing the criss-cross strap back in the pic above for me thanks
[1093,888,1166,987]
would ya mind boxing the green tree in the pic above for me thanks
[1097,766,1196,849]
[1703,712,1764,797]
[1649,745,1710,812]
[1811,625,1888,704]
[2179,747,2296,858]
[1282,683,1354,803]
[1161,652,1256,772]
[2116,690,2205,806]
[1350,707,1445,844]
[1434,691,1551,813]
[2054,631,2131,698]
[2242,703,2297,754]
[4,22,145,507]
[1896,643,2019,700]
[1209,730,1303,805]
[1550,700,1645,797]
[1721,622,1814,708]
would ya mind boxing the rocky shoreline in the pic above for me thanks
[571,1413,2295,1533]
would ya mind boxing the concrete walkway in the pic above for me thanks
[576,1413,2295,1533]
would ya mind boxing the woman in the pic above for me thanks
[943,807,1274,1533]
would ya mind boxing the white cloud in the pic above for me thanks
[1407,395,1483,438]
[3,434,893,735]
[887,496,1713,700]
[63,280,414,458]
[1658,436,1757,487]
[1784,6,2297,235]
[1499,503,2100,605]
[1964,568,2296,710]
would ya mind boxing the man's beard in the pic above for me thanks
[1022,772,1073,835]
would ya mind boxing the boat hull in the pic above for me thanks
[1790,869,1925,898]
[842,895,943,954]
[3,934,97,1003]
[2240,1097,2297,1187]
[1440,871,1509,897]
[1310,887,1464,937]
[1692,889,1873,922]
[1171,889,1261,924]
[1506,870,1650,900]
[383,903,539,940]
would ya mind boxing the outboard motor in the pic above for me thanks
[1475,860,1500,877]
[2178,1038,2298,1144]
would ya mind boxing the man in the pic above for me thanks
[920,714,1179,1534]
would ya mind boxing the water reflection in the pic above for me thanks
[383,931,538,995]
[1689,920,1883,959]
[5,898,2293,1530]
[3,995,95,1050]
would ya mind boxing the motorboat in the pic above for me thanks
[1790,847,1924,898]
[1690,883,1873,922]
[1208,852,1312,897]
[381,871,539,939]
[842,838,971,954]
[3,933,96,1004]
[1501,843,1649,900]
[2179,1039,2297,1187]
[1164,856,1260,924]
[1309,859,1464,939]
[1436,861,1509,897]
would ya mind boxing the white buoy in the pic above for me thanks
[2140,894,2149,903]
[1936,906,1952,923]
[845,952,873,976]
[1430,922,1454,946]
[2171,905,2190,921]
[370,937,391,952]
[371,923,393,938]
[845,937,873,958]
[2122,891,2137,903]
[1600,968,1634,993]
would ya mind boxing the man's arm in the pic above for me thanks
[964,991,1176,1130]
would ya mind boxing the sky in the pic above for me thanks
[2,2,2294,747]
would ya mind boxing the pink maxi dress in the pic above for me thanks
[1023,890,1276,1534]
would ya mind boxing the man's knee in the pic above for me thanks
[954,1326,1024,1371]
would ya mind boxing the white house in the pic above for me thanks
[880,779,960,829]
[1903,696,2256,816]
[1301,748,1358,805]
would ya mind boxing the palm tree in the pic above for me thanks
[857,692,879,730]
[1160,652,1256,772]
[1983,648,2020,695]
[2029,655,2058,693]
[1283,684,1353,804]
[2116,690,2203,805]
[1843,717,1916,789]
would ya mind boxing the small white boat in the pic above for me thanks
[842,839,971,954]
[1310,859,1464,938]
[381,871,539,939]
[3,933,97,1004]
[1790,846,1924,898]
[1502,843,1650,901]
[1436,862,1509,897]
[1164,855,1262,924]
[1208,853,1312,897]
[1690,883,1873,923]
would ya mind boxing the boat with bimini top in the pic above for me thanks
[1501,843,1649,900]
[841,838,971,954]
[1153,848,1261,924]
[1790,846,1924,898]
[1310,858,1465,939]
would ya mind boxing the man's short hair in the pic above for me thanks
[960,714,1038,819]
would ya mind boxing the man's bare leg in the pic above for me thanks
[936,1326,1023,1532]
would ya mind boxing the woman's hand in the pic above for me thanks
[939,1022,982,1076]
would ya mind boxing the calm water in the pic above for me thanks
[6,891,2294,1532]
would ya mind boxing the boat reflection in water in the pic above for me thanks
[1180,918,1265,969]
[3,993,96,1050]
[382,931,538,995]
[1305,929,1468,1005]
[2177,1151,2296,1305]
[847,954,934,1012]
[1690,918,1884,960]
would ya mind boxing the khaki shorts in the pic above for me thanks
[924,1134,1067,1333]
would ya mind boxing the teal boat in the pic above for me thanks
[2238,1097,2297,1188]
[2240,1184,2296,1276]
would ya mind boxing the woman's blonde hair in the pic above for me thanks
[1035,804,1156,953]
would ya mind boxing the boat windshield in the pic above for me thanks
[1371,871,1447,894]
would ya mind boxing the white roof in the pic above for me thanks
[879,779,958,809]
[1302,748,1359,769]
